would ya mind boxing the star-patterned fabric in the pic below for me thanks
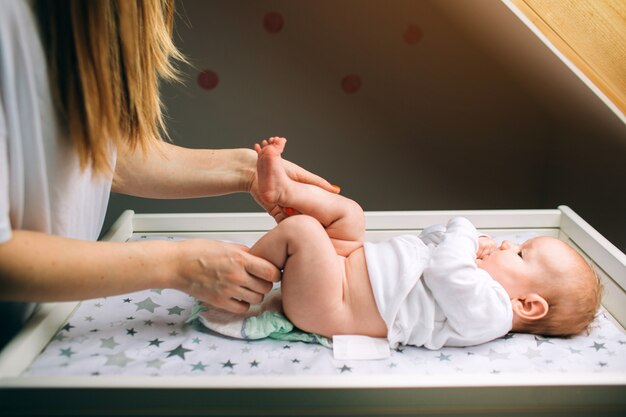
[25,286,626,376]
[24,233,626,376]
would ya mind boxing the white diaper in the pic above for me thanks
[186,286,331,347]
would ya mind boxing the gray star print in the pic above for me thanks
[59,348,75,358]
[146,359,165,369]
[591,342,606,351]
[221,360,236,369]
[167,306,185,315]
[135,297,161,313]
[522,347,541,359]
[100,337,120,349]
[485,349,510,361]
[105,351,133,367]
[166,344,192,359]
[191,362,208,371]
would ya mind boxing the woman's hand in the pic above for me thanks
[172,239,281,313]
[247,139,339,222]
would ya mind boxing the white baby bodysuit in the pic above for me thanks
[364,217,513,349]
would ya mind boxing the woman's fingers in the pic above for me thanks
[235,285,267,305]
[219,298,251,314]
[283,160,339,194]
[218,283,269,314]
[214,272,274,314]
[219,244,279,311]
[239,271,275,297]
[174,240,281,313]
[236,244,281,284]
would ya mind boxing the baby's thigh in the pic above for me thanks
[280,218,350,335]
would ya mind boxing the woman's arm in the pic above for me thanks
[0,230,280,312]
[113,141,337,201]
[112,141,258,198]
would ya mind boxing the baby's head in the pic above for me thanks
[476,236,601,337]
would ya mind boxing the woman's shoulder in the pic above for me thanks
[0,0,41,64]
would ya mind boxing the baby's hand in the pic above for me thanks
[476,236,497,259]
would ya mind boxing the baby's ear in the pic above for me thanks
[512,294,549,322]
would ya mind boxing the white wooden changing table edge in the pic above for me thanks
[0,206,624,416]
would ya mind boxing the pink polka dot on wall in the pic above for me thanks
[341,74,362,94]
[403,24,423,45]
[263,12,284,34]
[197,69,219,91]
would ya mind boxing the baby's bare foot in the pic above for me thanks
[255,137,290,205]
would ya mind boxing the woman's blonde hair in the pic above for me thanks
[35,0,185,174]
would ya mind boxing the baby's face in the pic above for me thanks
[476,237,567,298]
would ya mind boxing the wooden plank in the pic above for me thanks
[511,0,626,116]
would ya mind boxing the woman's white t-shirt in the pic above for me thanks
[0,0,114,244]
[0,0,114,346]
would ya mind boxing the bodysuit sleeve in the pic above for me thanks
[422,217,512,346]
[418,223,446,246]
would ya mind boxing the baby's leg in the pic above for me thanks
[255,137,364,256]
[249,215,372,337]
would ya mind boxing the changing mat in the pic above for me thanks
[24,232,626,376]
[24,286,626,376]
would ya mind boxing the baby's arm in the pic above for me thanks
[422,218,512,340]
[255,137,364,255]
[418,224,446,246]
[476,236,497,259]
[420,224,493,257]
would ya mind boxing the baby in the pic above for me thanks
[249,137,601,349]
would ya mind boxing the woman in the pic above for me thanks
[0,0,336,346]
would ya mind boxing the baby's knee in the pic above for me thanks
[279,214,325,238]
